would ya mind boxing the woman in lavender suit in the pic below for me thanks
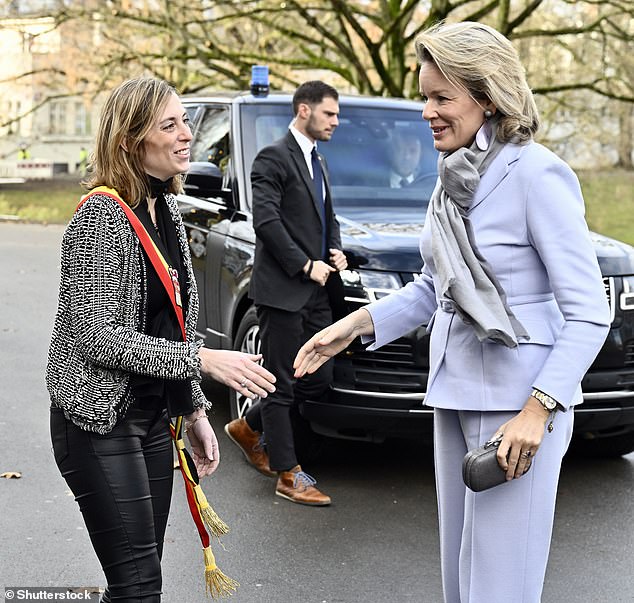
[294,22,610,603]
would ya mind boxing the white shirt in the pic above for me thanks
[289,124,325,200]
[390,171,414,188]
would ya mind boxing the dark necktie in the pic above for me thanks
[400,177,410,188]
[311,147,327,259]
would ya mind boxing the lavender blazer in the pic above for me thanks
[364,141,611,412]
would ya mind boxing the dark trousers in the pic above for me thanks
[50,404,173,603]
[246,287,333,471]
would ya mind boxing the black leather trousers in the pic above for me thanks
[50,404,173,603]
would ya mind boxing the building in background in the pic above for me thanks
[0,3,103,175]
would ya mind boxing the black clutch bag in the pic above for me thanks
[462,436,511,492]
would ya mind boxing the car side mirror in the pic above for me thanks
[184,161,225,199]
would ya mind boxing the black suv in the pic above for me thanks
[178,92,634,457]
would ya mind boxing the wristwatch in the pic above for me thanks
[531,388,558,412]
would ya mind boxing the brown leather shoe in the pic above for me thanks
[224,418,276,477]
[275,465,331,506]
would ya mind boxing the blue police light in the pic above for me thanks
[250,65,269,97]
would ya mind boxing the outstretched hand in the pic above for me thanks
[198,348,276,400]
[293,309,374,378]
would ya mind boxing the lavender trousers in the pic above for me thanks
[433,407,574,603]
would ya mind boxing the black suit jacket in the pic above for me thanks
[249,131,343,312]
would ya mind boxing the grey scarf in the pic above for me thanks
[429,118,529,348]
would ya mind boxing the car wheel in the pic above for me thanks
[230,307,261,421]
[230,306,325,462]
[570,428,634,458]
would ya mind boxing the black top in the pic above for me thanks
[130,175,193,416]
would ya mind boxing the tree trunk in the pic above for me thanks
[616,103,634,170]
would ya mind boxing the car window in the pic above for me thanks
[186,105,199,123]
[254,114,290,151]
[182,105,233,203]
[190,106,231,175]
[241,104,438,210]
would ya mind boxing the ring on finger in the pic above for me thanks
[522,450,533,459]
[240,380,247,388]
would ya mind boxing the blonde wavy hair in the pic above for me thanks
[83,77,185,206]
[415,21,540,143]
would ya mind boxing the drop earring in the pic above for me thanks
[484,109,493,119]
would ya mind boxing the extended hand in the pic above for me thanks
[293,308,374,377]
[198,348,276,399]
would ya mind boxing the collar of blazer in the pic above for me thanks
[469,142,528,212]
[285,131,332,220]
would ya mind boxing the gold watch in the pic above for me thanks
[531,388,558,412]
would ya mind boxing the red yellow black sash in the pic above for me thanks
[77,186,238,598]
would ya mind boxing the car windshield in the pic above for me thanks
[240,103,438,211]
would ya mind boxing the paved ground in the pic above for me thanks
[1,222,633,602]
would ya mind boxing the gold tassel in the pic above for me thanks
[194,484,229,537]
[204,546,239,598]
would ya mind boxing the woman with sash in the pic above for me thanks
[46,78,276,602]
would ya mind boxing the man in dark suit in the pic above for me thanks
[224,81,347,506]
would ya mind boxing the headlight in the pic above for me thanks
[340,269,402,302]
[620,276,634,311]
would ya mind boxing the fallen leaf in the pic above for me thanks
[1,471,22,479]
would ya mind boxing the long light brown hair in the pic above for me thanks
[83,77,185,206]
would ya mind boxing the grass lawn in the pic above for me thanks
[0,177,84,224]
[579,169,634,246]
[1,169,634,245]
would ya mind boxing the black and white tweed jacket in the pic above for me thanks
[46,191,210,434]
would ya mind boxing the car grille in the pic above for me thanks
[604,276,616,324]
[338,296,426,394]
[625,341,634,367]
[345,338,424,393]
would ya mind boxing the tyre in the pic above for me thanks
[230,305,325,462]
[570,428,634,458]
[229,306,261,421]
